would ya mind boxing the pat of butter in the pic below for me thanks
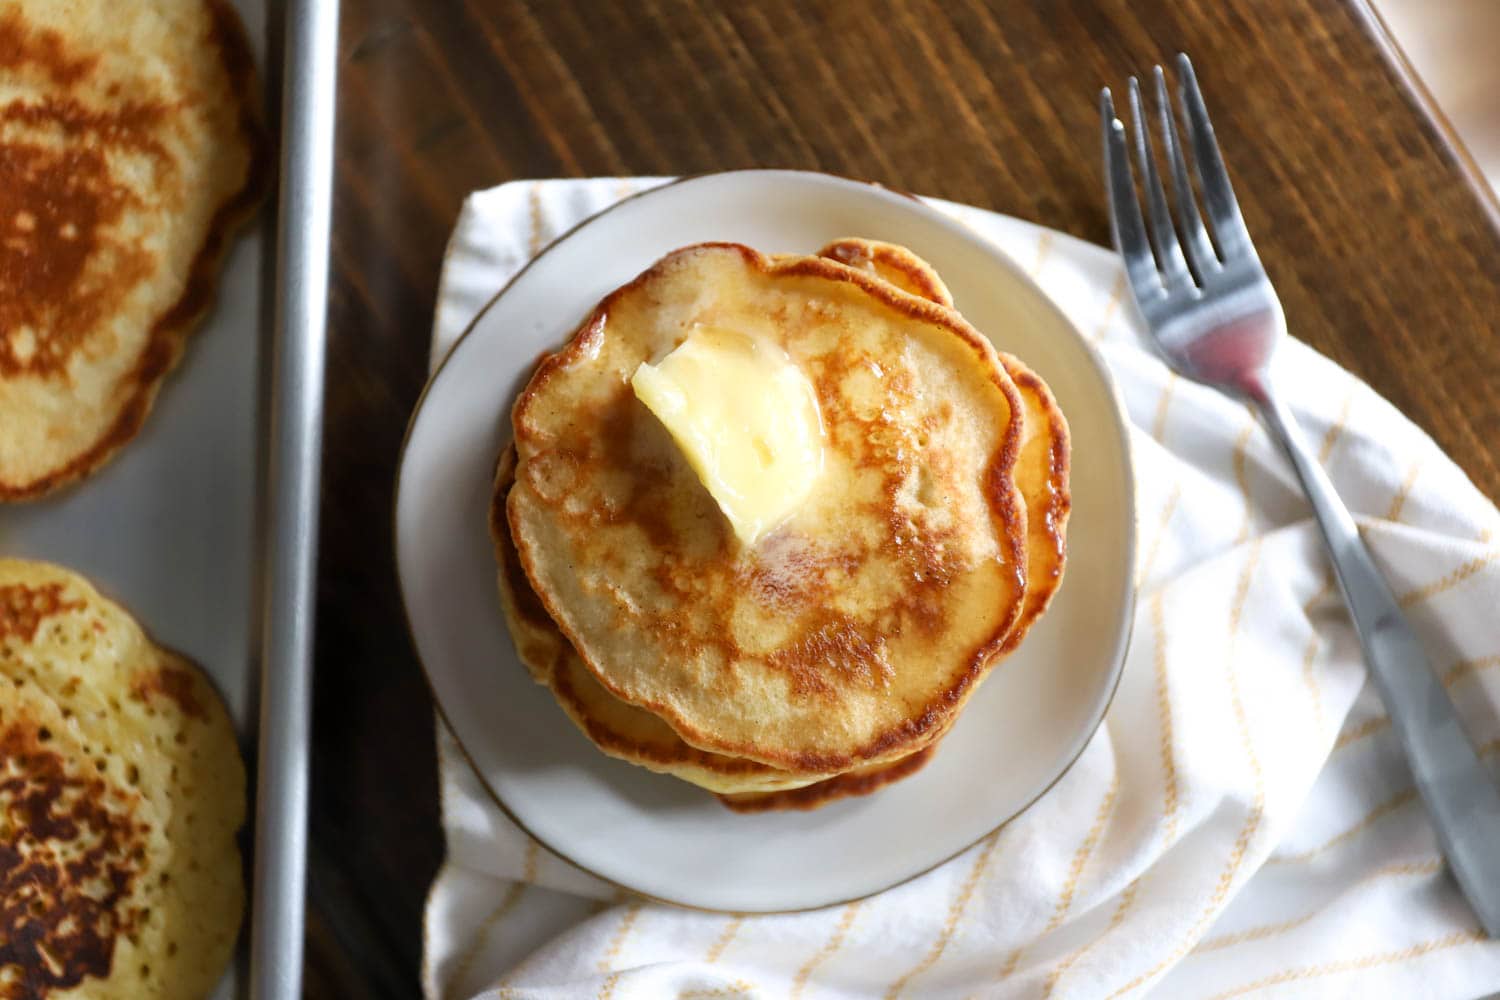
[631,326,824,546]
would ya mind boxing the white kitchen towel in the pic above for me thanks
[421,179,1500,1000]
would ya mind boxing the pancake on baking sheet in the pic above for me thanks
[0,558,245,996]
[812,239,1071,652]
[0,675,170,998]
[0,0,268,501]
[508,243,1029,775]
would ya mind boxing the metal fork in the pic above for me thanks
[1103,54,1500,937]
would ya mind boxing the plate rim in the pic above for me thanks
[394,169,1138,912]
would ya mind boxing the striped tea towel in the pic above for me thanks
[421,178,1500,1000]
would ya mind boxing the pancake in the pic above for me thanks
[994,353,1070,649]
[716,744,938,813]
[812,240,1070,651]
[509,243,1028,774]
[0,674,168,997]
[491,446,827,795]
[0,559,244,996]
[817,238,954,306]
[0,0,268,500]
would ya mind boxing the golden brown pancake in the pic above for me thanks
[812,239,1070,652]
[510,243,1028,775]
[0,675,169,999]
[0,559,245,996]
[0,0,268,500]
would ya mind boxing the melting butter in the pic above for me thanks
[631,326,824,546]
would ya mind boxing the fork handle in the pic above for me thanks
[1254,382,1500,937]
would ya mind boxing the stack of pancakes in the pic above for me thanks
[0,559,244,996]
[490,239,1069,811]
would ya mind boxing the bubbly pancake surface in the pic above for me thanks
[509,243,1028,773]
[0,0,267,500]
[0,559,245,997]
[0,676,166,999]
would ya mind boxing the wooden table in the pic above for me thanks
[312,1,1500,994]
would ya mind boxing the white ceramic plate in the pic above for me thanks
[396,171,1134,912]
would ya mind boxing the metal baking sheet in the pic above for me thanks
[0,0,274,995]
[250,0,338,995]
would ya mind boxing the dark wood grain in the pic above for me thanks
[314,1,1500,994]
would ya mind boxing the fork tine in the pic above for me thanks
[1175,53,1252,258]
[1101,87,1161,298]
[1154,65,1219,279]
[1127,75,1192,291]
